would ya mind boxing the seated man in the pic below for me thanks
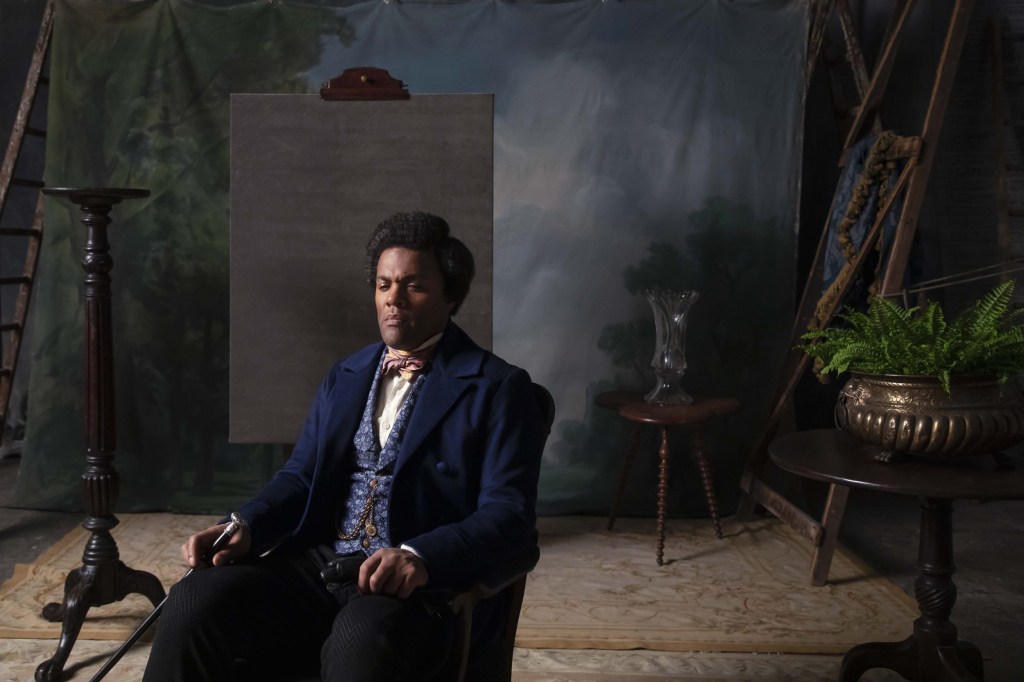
[143,211,546,681]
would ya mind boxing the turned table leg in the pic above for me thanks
[656,425,671,566]
[610,395,740,566]
[689,424,722,539]
[839,497,983,682]
[607,423,641,531]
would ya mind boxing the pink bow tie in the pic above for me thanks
[381,348,431,380]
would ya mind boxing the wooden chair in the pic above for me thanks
[443,382,555,681]
[252,382,554,681]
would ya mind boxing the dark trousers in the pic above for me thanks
[142,547,456,682]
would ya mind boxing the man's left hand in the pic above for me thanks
[359,547,429,598]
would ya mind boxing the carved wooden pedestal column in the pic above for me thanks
[35,188,164,682]
[839,498,984,682]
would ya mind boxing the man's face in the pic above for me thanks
[375,247,454,350]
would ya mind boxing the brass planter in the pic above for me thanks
[835,372,1024,460]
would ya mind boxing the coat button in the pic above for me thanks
[436,462,449,474]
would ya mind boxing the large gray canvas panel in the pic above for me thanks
[229,94,493,444]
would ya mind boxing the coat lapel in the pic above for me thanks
[321,343,382,463]
[395,323,484,471]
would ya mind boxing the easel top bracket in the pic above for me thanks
[319,67,410,101]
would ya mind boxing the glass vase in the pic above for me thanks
[644,288,699,405]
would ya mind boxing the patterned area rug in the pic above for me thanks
[0,514,220,640]
[0,640,909,681]
[0,514,916,679]
[517,515,917,654]
[0,637,152,681]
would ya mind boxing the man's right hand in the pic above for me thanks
[181,522,252,569]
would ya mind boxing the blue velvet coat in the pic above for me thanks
[235,321,545,591]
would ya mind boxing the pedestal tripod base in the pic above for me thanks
[839,629,984,682]
[839,497,984,682]
[35,554,165,681]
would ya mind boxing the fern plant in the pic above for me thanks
[797,281,1024,392]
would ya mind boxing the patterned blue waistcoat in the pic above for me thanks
[334,356,426,556]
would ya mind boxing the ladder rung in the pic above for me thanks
[1008,164,1024,173]
[0,0,51,432]
[10,178,44,189]
[1009,209,1024,219]
[0,227,42,237]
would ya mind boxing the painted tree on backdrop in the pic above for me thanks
[545,197,790,516]
[22,3,356,511]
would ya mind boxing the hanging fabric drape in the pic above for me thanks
[812,130,904,332]
[18,0,807,516]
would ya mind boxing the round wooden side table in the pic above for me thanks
[596,391,741,565]
[770,428,1024,682]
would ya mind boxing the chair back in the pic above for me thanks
[533,382,556,436]
[450,380,555,682]
[489,382,554,679]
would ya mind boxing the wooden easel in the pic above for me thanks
[736,0,976,586]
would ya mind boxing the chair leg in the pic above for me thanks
[449,597,474,682]
[500,577,529,680]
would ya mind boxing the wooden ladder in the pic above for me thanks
[0,0,54,458]
[736,0,975,586]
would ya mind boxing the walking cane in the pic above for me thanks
[89,513,244,682]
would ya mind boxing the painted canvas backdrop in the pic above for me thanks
[17,0,805,516]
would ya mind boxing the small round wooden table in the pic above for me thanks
[596,391,740,565]
[769,428,1024,682]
